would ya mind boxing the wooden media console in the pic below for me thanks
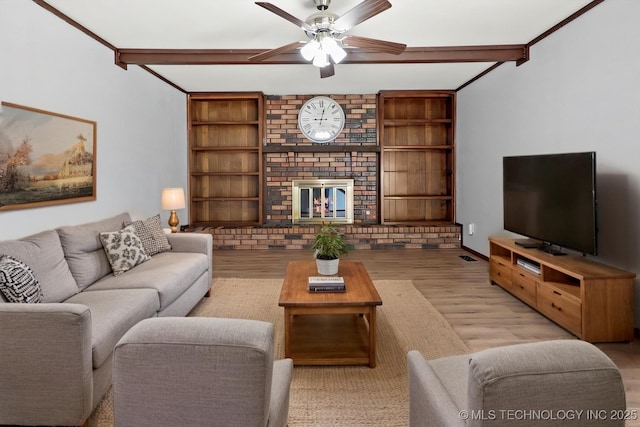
[489,237,636,342]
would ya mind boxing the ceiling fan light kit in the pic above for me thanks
[301,34,347,66]
[254,0,406,78]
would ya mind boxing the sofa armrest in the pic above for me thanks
[167,233,213,288]
[167,232,212,257]
[269,358,293,427]
[407,350,466,427]
[467,340,626,424]
[0,303,93,426]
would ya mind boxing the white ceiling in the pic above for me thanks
[40,0,598,93]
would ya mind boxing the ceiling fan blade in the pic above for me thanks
[248,41,305,62]
[255,2,314,32]
[333,0,392,32]
[342,35,406,55]
[320,62,335,79]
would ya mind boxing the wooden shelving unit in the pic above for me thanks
[378,90,455,224]
[489,236,636,342]
[188,93,264,226]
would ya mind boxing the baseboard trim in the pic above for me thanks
[462,245,488,262]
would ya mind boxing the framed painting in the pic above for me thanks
[0,102,96,211]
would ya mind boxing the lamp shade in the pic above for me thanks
[322,37,346,64]
[301,39,320,61]
[161,187,185,210]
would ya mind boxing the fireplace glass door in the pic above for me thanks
[292,179,354,224]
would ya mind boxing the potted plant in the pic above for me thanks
[311,224,350,275]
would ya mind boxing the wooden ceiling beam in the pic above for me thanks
[115,45,528,67]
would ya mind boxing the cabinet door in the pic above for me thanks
[536,281,581,335]
[511,270,537,307]
[490,257,512,290]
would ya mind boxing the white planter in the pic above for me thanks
[316,258,339,275]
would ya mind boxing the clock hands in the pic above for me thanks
[313,108,327,123]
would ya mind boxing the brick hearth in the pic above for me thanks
[205,224,461,251]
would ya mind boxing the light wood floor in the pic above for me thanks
[213,248,640,412]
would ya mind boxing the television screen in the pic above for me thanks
[503,152,597,255]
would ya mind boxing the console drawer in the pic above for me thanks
[511,270,537,307]
[537,282,581,335]
[490,257,512,290]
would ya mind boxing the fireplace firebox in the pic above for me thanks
[292,179,354,224]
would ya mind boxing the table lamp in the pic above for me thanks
[161,187,185,233]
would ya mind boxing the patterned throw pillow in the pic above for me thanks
[124,214,171,256]
[99,225,150,276]
[0,254,42,303]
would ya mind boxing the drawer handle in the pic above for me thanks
[519,273,525,278]
[553,290,562,296]
[551,302,562,311]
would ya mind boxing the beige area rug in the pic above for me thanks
[90,278,469,426]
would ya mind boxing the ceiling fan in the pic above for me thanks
[249,0,406,78]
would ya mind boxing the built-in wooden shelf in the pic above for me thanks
[188,92,264,226]
[378,90,456,225]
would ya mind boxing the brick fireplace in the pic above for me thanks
[208,94,461,250]
[264,94,379,225]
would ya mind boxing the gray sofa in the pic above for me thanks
[0,212,213,426]
[408,340,626,427]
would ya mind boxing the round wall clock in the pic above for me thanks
[298,96,345,143]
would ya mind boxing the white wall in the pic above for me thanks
[456,0,640,320]
[0,1,187,240]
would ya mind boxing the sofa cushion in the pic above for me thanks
[57,212,131,291]
[86,252,208,311]
[99,225,150,276]
[0,230,78,303]
[65,288,159,368]
[124,214,171,256]
[0,255,42,303]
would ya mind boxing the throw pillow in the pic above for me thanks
[0,254,42,303]
[124,214,171,256]
[99,225,150,276]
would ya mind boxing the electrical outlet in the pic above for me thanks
[469,223,475,235]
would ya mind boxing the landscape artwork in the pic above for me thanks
[0,102,96,210]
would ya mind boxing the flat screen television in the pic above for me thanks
[502,151,597,255]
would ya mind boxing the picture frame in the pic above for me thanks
[0,102,96,211]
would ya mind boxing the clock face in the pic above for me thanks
[298,96,345,143]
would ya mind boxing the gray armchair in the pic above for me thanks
[113,317,293,427]
[408,340,626,426]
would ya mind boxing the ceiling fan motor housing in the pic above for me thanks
[304,12,343,38]
[314,0,331,10]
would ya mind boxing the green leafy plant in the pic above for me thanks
[312,224,350,260]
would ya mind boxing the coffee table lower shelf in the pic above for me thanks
[286,313,372,366]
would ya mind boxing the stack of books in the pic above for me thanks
[307,276,346,292]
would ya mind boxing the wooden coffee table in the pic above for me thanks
[279,260,382,367]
